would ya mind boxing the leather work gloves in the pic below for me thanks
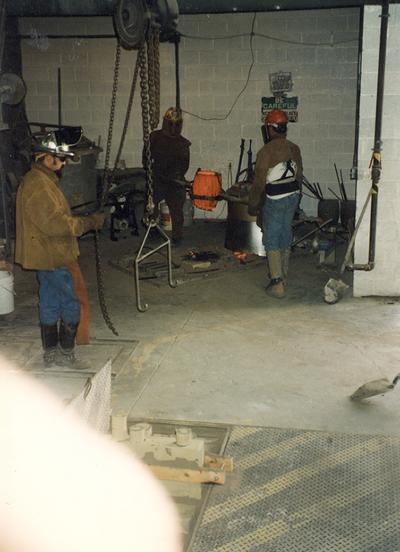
[87,212,106,231]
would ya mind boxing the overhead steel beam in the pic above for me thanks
[6,0,400,17]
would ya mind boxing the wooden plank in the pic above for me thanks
[148,465,226,485]
[204,453,234,472]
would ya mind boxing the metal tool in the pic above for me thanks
[246,139,254,181]
[328,187,341,201]
[235,138,245,183]
[351,373,400,400]
[134,221,176,312]
[291,218,333,249]
[324,187,373,304]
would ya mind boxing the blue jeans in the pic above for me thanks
[37,268,80,325]
[262,193,299,251]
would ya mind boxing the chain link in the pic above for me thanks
[147,26,160,131]
[147,28,156,132]
[152,29,161,129]
[94,41,122,337]
[139,41,154,224]
[114,52,140,170]
[94,231,118,335]
[101,42,121,208]
[139,26,161,225]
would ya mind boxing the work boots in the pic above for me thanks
[266,250,285,299]
[40,324,59,367]
[58,321,88,370]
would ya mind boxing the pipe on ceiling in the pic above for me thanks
[6,0,382,17]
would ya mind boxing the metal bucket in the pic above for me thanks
[59,144,101,208]
[224,184,265,257]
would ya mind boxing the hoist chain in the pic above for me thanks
[147,27,160,131]
[94,231,119,335]
[114,53,140,170]
[95,41,140,336]
[139,26,161,226]
[101,41,121,208]
[93,41,122,336]
[152,30,161,128]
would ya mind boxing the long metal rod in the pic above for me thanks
[0,0,9,256]
[57,67,62,127]
[134,222,177,312]
[174,36,181,110]
[366,0,389,269]
[0,157,9,256]
[291,218,333,249]
[0,0,7,71]
[343,188,374,273]
[351,6,364,180]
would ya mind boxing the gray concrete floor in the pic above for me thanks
[3,220,400,437]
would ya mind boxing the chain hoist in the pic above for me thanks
[98,0,178,315]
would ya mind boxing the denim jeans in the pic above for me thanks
[262,192,299,251]
[37,267,80,325]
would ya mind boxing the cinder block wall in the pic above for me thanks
[19,9,359,217]
[354,5,400,296]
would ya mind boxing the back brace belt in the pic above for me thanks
[266,180,300,196]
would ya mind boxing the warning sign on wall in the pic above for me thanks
[261,96,298,122]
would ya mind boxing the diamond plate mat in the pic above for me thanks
[188,426,400,552]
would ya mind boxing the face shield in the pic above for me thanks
[32,126,83,158]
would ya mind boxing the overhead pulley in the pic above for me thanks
[113,0,179,50]
[0,73,26,106]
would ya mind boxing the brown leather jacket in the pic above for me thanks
[248,136,303,216]
[15,163,95,270]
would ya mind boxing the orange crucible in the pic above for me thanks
[192,169,222,211]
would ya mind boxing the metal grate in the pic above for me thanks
[189,426,400,552]
[68,359,111,433]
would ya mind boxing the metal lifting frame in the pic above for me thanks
[134,221,177,312]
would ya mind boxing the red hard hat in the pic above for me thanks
[265,109,289,126]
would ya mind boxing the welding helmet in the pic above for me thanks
[265,109,288,134]
[33,126,82,158]
[162,107,183,137]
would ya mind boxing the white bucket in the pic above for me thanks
[160,201,172,230]
[0,270,14,315]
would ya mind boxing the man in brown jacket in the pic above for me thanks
[15,130,105,367]
[150,107,191,245]
[248,109,303,298]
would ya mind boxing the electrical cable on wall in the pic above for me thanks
[182,12,257,122]
[180,30,357,47]
[179,19,358,122]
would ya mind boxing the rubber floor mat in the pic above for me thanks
[188,426,400,552]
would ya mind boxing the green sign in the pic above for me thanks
[261,96,298,122]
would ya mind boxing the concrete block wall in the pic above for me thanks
[19,9,359,217]
[354,5,400,296]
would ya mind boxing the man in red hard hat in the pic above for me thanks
[248,109,303,298]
